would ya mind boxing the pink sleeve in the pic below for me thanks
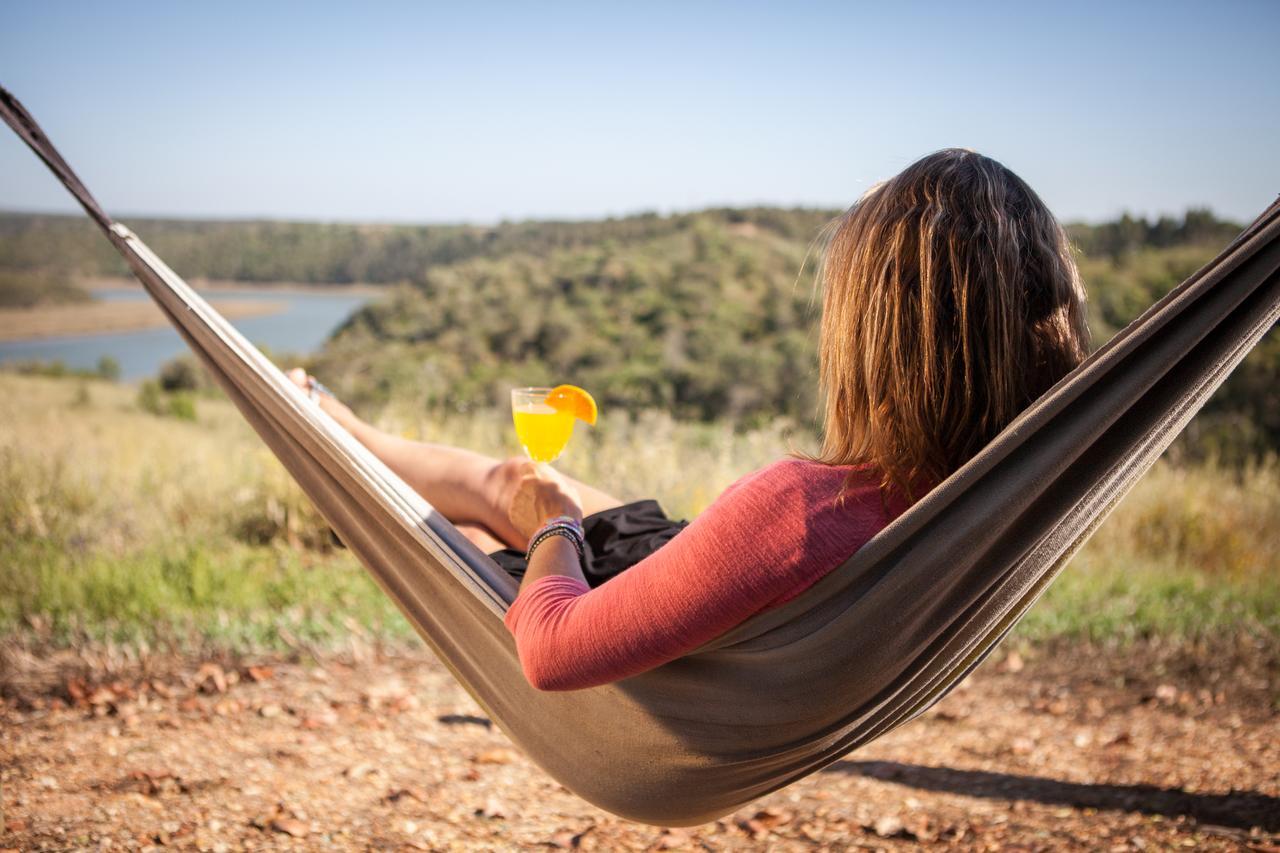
[502,461,867,691]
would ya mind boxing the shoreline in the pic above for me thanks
[84,275,387,296]
[0,298,287,343]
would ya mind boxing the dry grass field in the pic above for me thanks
[2,372,1276,654]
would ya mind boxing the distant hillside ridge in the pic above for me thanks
[0,208,836,285]
[0,206,1241,285]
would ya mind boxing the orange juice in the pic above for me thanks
[513,402,575,462]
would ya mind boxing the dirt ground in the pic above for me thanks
[1,643,1276,852]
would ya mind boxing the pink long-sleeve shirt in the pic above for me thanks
[502,458,910,691]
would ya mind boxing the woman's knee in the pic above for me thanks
[486,456,530,514]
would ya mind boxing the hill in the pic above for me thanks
[309,207,1272,462]
[1,206,1273,457]
[0,207,832,285]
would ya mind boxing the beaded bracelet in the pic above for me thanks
[527,526,585,563]
[530,515,584,544]
[527,515,585,563]
[539,514,584,536]
[528,517,584,550]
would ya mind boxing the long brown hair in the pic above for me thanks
[814,149,1090,501]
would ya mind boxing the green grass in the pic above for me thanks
[1,373,1276,658]
[1019,553,1280,644]
[5,538,411,653]
[1020,456,1280,644]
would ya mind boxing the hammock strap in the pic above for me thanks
[0,88,112,229]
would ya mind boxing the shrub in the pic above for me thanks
[95,356,121,381]
[136,380,165,415]
[166,392,197,421]
[158,354,211,393]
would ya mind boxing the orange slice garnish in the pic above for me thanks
[544,385,598,426]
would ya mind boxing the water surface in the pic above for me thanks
[0,287,372,380]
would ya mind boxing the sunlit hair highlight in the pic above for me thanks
[813,149,1090,502]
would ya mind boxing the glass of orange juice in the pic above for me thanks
[512,387,576,462]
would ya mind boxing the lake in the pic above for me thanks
[0,287,373,380]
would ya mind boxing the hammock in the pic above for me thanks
[4,86,1277,827]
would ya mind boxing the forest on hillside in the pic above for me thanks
[305,207,1271,462]
[0,208,832,285]
[0,206,1273,459]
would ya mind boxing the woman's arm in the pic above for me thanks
[503,461,865,691]
[523,536,588,589]
[286,368,421,467]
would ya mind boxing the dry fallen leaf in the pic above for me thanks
[385,786,432,804]
[126,769,186,797]
[872,815,905,838]
[270,817,309,838]
[933,704,970,722]
[749,807,793,830]
[245,665,274,683]
[906,814,935,843]
[1105,731,1133,747]
[299,707,339,729]
[477,796,507,819]
[549,829,579,848]
[64,678,87,705]
[474,748,518,765]
[195,663,228,694]
[798,822,824,842]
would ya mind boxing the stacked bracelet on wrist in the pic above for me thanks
[527,515,586,563]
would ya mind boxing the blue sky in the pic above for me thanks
[2,1,1277,225]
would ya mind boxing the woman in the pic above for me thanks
[291,149,1090,691]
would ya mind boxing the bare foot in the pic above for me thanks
[286,367,310,391]
[287,367,356,425]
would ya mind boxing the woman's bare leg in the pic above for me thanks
[455,522,510,554]
[287,370,623,549]
[343,431,625,548]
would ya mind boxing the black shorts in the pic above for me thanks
[489,499,689,588]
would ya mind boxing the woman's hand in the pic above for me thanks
[287,367,356,425]
[507,460,585,545]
